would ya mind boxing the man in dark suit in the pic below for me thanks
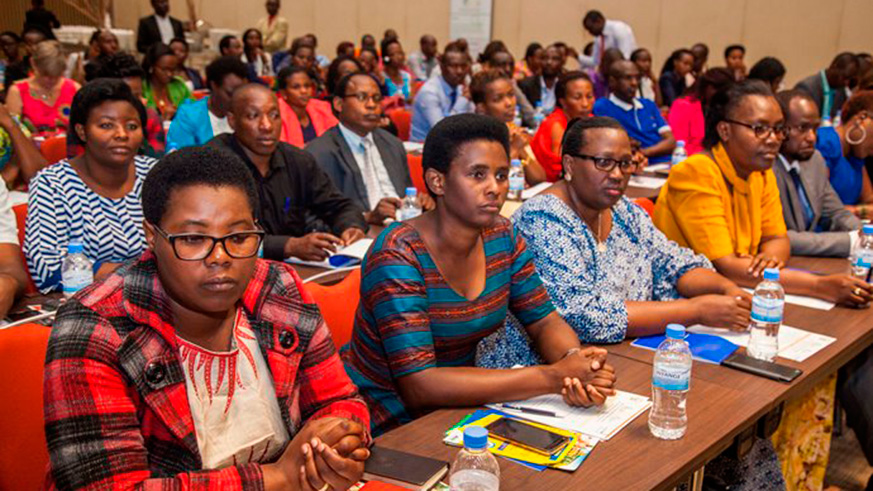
[136,0,185,54]
[518,44,563,114]
[794,52,859,120]
[306,72,432,225]
[773,89,860,257]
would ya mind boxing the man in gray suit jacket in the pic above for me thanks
[306,72,431,225]
[774,90,861,257]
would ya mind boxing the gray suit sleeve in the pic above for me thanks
[787,229,852,257]
[514,85,537,128]
[818,175,862,232]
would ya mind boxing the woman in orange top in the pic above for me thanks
[531,71,595,182]
[276,66,337,148]
[654,79,871,307]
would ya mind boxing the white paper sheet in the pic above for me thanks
[628,175,667,189]
[687,324,836,362]
[741,288,835,311]
[522,182,552,200]
[402,141,424,153]
[644,163,671,173]
[285,238,373,269]
[487,390,651,441]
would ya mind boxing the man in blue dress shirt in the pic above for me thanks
[410,41,473,142]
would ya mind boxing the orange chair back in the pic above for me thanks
[39,135,67,164]
[0,324,51,490]
[406,153,426,194]
[192,89,210,101]
[634,197,655,217]
[305,268,362,349]
[12,203,38,294]
[387,108,412,142]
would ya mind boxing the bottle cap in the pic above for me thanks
[763,268,780,281]
[665,324,685,339]
[463,426,489,450]
[405,187,418,197]
[676,140,685,147]
[862,224,873,235]
[511,158,522,167]
[67,241,84,254]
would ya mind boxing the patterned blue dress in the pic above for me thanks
[477,194,712,368]
[24,156,156,293]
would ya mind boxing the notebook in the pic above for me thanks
[631,331,740,364]
[363,446,449,491]
[285,238,373,269]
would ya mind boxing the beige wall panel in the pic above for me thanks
[656,0,744,72]
[838,0,873,53]
[312,0,359,54]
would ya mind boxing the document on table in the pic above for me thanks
[487,390,652,441]
[285,238,373,269]
[687,324,836,362]
[402,141,424,153]
[644,163,671,173]
[741,288,835,310]
[522,181,551,200]
[628,175,667,189]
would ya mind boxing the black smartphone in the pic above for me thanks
[485,418,570,455]
[722,352,802,382]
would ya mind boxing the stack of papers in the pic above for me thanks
[486,390,651,441]
[522,182,552,200]
[687,324,835,362]
[285,238,373,269]
[741,288,835,310]
[628,175,667,189]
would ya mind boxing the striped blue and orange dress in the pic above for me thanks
[341,218,555,436]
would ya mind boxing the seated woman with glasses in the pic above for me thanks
[478,117,750,368]
[276,66,338,148]
[43,146,371,490]
[342,114,618,437]
[654,80,873,308]
[25,79,157,293]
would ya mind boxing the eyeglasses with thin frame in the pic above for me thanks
[343,92,383,104]
[724,119,788,140]
[571,153,638,174]
[152,226,265,261]
[785,122,820,136]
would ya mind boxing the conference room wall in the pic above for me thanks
[113,0,873,86]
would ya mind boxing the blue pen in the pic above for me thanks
[284,197,291,214]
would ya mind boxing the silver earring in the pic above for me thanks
[847,124,867,146]
[565,172,572,182]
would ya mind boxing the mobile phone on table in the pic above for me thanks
[722,352,802,382]
[485,417,570,456]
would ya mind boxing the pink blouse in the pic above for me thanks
[667,95,705,155]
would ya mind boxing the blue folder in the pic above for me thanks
[631,332,739,364]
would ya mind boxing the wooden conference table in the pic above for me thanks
[372,255,873,491]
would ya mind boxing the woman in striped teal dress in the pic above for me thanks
[25,79,156,293]
[341,114,618,436]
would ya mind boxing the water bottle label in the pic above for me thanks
[854,251,873,268]
[62,270,93,295]
[509,176,525,192]
[751,297,784,323]
[653,365,690,391]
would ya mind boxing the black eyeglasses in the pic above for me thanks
[785,122,820,136]
[571,153,638,174]
[343,92,383,104]
[153,226,265,261]
[724,119,788,140]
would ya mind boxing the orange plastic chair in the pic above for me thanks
[39,135,67,164]
[192,89,210,101]
[12,203,38,294]
[305,268,362,349]
[634,197,655,217]
[387,108,412,142]
[0,324,52,490]
[406,153,426,194]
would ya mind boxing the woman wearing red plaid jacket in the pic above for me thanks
[43,145,370,490]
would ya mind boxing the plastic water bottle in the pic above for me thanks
[398,187,422,221]
[748,268,785,362]
[649,324,692,440]
[449,426,500,491]
[821,115,833,127]
[61,242,94,297]
[850,224,873,281]
[533,101,545,130]
[507,159,524,202]
[512,105,523,128]
[670,140,688,168]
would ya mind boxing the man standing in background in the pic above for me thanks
[408,35,439,82]
[135,0,184,54]
[578,10,636,69]
[257,0,289,54]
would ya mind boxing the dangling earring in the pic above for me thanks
[847,123,867,146]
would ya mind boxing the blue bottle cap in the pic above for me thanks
[511,158,522,167]
[863,224,873,235]
[463,426,489,450]
[763,268,780,281]
[67,241,83,254]
[676,140,685,147]
[405,187,418,197]
[666,324,685,339]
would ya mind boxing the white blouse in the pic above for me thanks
[178,308,290,469]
